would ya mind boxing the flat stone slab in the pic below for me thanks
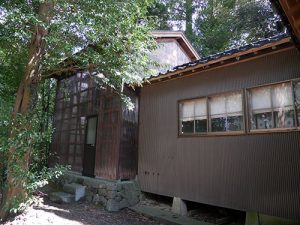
[130,205,214,225]
[49,192,75,204]
[63,183,86,201]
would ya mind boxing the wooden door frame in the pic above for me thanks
[82,115,98,177]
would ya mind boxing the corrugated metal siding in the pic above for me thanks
[138,48,300,220]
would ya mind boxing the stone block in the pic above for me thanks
[106,190,117,199]
[99,196,108,205]
[63,183,86,201]
[93,194,100,204]
[49,192,74,204]
[86,194,93,202]
[114,194,122,202]
[106,199,120,212]
[172,197,187,216]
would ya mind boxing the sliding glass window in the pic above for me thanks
[180,98,207,134]
[248,82,295,130]
[209,92,243,132]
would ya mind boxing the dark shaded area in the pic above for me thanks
[142,192,245,225]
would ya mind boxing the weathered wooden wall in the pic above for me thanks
[51,73,138,180]
[138,48,300,220]
[118,87,139,180]
[51,72,100,172]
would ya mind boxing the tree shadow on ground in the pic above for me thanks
[29,197,162,225]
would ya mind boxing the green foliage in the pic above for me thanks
[0,0,157,216]
[231,0,283,46]
[0,79,69,214]
[195,0,235,56]
[150,0,282,57]
[147,1,171,30]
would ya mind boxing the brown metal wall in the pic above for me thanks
[138,48,300,220]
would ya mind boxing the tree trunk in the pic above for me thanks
[0,2,54,220]
[185,0,193,41]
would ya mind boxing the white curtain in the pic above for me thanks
[195,98,207,119]
[226,92,242,115]
[251,86,272,112]
[210,95,226,118]
[272,83,293,108]
[182,101,194,121]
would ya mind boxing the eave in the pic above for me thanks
[146,36,294,86]
[271,0,300,49]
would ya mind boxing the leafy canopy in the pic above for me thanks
[0,0,156,91]
[149,0,282,56]
[0,0,156,215]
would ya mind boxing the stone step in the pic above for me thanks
[63,183,86,201]
[49,192,75,204]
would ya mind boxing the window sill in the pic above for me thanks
[178,128,300,138]
[248,127,299,134]
[178,131,246,137]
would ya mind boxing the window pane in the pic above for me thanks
[227,116,243,131]
[211,117,226,132]
[272,83,293,108]
[210,92,243,132]
[195,99,207,118]
[252,112,273,129]
[226,92,243,113]
[86,117,97,145]
[210,95,226,117]
[182,101,194,120]
[274,108,295,128]
[181,120,194,133]
[294,82,300,125]
[195,119,207,133]
[251,86,272,112]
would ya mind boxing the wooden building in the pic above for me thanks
[50,73,139,180]
[51,7,300,222]
[50,31,197,180]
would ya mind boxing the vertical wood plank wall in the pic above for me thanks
[118,87,139,180]
[50,74,138,180]
[138,48,300,220]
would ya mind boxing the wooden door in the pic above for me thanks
[82,116,97,177]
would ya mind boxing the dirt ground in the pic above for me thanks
[2,197,165,225]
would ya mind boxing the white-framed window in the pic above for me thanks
[209,92,244,132]
[248,82,296,130]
